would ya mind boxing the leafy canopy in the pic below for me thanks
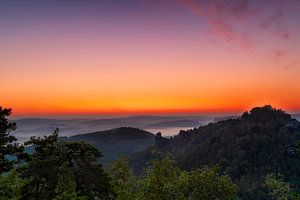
[21,129,113,200]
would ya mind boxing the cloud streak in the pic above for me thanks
[282,61,297,70]
[187,0,291,48]
[138,0,300,64]
[139,0,294,52]
[200,0,253,49]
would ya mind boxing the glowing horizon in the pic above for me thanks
[1,0,300,117]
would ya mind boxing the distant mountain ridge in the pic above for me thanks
[11,115,212,140]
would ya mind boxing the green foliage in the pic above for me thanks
[136,156,181,200]
[265,175,293,200]
[21,129,113,200]
[0,107,25,173]
[109,156,136,200]
[135,156,238,200]
[188,167,238,200]
[0,169,26,200]
[53,163,87,200]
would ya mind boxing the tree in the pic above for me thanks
[53,163,86,200]
[0,169,26,200]
[136,156,181,200]
[188,167,238,200]
[135,156,238,200]
[21,130,113,200]
[265,174,295,200]
[109,156,136,200]
[0,107,24,173]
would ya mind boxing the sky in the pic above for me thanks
[0,0,300,117]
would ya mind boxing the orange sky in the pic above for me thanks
[0,0,300,117]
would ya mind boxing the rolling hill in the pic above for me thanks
[64,127,155,164]
[130,105,300,199]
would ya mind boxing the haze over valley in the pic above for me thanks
[11,115,213,141]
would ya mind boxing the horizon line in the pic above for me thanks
[10,108,300,120]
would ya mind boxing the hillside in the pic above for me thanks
[130,106,300,200]
[65,127,155,164]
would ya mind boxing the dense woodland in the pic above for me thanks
[1,105,300,199]
[130,105,300,199]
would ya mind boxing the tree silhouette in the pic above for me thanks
[0,107,24,173]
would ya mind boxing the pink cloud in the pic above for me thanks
[137,0,297,62]
[139,0,292,46]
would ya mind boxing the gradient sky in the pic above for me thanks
[1,0,300,117]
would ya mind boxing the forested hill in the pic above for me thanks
[64,127,155,164]
[130,105,300,199]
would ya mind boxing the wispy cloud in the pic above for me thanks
[201,0,253,50]
[282,61,297,70]
[138,0,298,67]
[185,0,291,48]
[261,10,290,40]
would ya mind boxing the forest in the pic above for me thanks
[1,105,300,200]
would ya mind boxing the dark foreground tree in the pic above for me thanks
[0,107,25,173]
[21,130,113,200]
